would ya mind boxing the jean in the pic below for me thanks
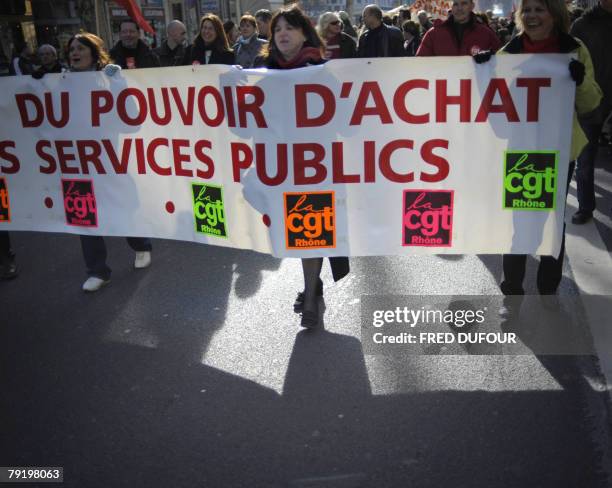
[0,231,13,261]
[80,236,152,280]
[575,120,604,213]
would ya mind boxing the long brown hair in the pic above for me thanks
[68,32,112,70]
[263,4,324,61]
[199,14,231,51]
[516,0,570,35]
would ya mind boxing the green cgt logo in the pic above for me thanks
[503,151,558,211]
[192,183,227,238]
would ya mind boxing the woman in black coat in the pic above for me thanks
[261,5,350,328]
[189,14,235,65]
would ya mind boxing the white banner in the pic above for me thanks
[0,55,574,257]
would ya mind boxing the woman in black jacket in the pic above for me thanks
[261,5,350,328]
[189,14,235,65]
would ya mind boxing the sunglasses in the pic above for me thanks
[329,20,341,25]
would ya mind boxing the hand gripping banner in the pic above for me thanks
[0,55,575,258]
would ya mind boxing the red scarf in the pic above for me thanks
[276,47,322,69]
[522,34,560,53]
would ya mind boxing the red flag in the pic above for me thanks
[114,0,155,34]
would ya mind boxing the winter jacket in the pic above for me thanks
[416,14,501,56]
[500,33,602,161]
[570,5,612,112]
[330,32,357,59]
[110,39,160,69]
[154,40,191,67]
[233,35,267,68]
[188,36,235,65]
[357,23,405,58]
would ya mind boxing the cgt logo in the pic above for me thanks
[504,151,557,210]
[0,177,10,222]
[285,191,335,249]
[62,179,97,227]
[192,183,227,238]
[403,190,453,247]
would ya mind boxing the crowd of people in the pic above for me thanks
[1,0,611,327]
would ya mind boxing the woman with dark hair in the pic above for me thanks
[261,5,350,328]
[401,20,421,56]
[189,14,235,65]
[224,20,240,45]
[65,33,153,292]
[477,0,601,303]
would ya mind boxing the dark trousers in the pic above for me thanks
[0,231,12,261]
[80,236,152,280]
[575,120,604,213]
[501,162,574,295]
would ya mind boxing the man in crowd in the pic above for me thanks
[255,9,272,40]
[110,18,160,69]
[416,0,501,56]
[154,20,190,67]
[33,44,64,76]
[417,10,433,35]
[569,0,612,224]
[357,4,404,58]
[9,41,34,76]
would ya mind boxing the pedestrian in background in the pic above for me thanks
[255,9,273,40]
[401,20,421,56]
[33,44,65,77]
[569,0,612,224]
[317,11,356,59]
[188,14,235,65]
[110,18,160,69]
[155,20,191,67]
[234,14,267,68]
[224,20,240,45]
[357,4,405,58]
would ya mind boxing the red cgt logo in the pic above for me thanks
[403,190,453,247]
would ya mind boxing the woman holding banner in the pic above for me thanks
[188,14,235,66]
[66,33,154,292]
[478,0,601,301]
[261,5,350,328]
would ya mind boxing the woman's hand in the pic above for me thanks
[569,59,585,86]
[473,50,494,64]
[102,64,121,77]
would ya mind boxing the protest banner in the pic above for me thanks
[0,55,575,258]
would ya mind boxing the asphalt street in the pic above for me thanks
[2,145,612,488]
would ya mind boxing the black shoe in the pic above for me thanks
[571,210,592,225]
[293,278,323,313]
[300,309,319,329]
[1,256,18,280]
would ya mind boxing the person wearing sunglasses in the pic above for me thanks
[317,12,356,59]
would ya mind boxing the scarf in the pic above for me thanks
[522,34,560,53]
[275,47,322,69]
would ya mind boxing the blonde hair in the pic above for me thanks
[516,0,570,35]
[317,11,342,36]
